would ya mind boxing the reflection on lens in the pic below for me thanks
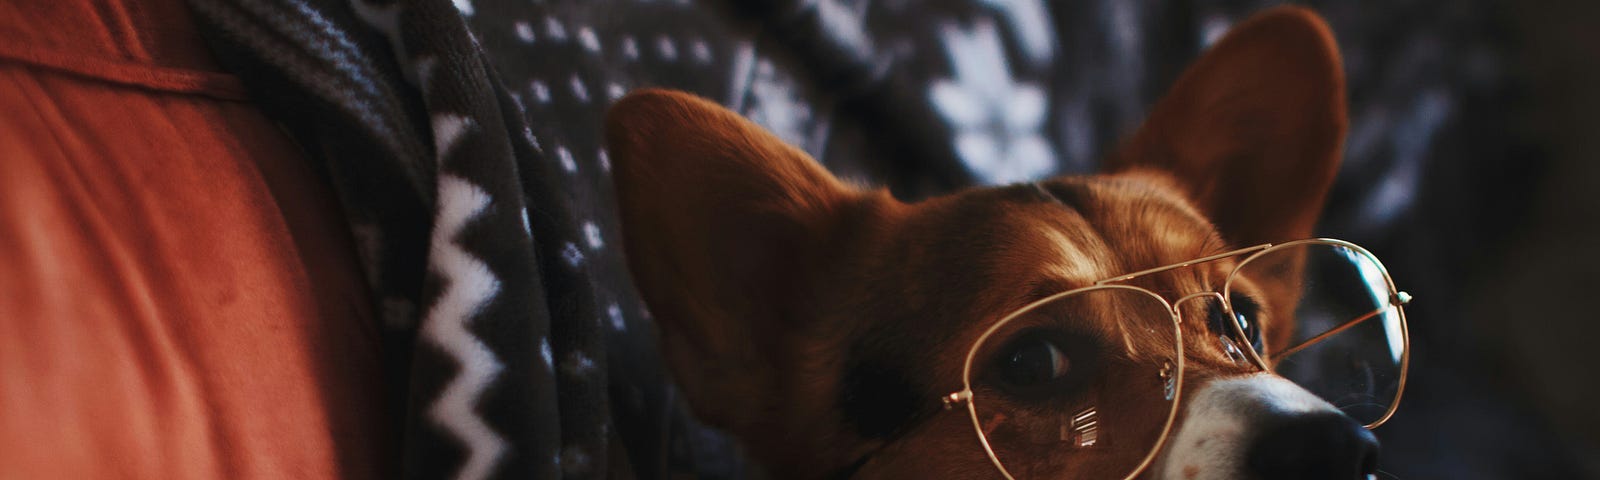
[964,287,1181,480]
[1228,241,1408,427]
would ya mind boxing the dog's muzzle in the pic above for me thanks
[1156,373,1380,480]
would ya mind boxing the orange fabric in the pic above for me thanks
[0,0,392,478]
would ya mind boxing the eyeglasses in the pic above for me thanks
[939,238,1411,480]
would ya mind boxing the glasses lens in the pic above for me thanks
[1229,242,1407,427]
[967,287,1181,479]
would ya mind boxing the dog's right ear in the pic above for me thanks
[1107,6,1347,247]
[606,89,856,431]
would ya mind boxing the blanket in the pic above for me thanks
[184,0,1575,479]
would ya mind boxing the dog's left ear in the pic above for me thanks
[1108,6,1346,246]
[604,89,863,435]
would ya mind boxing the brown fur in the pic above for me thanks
[606,6,1345,479]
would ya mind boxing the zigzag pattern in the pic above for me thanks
[422,115,507,480]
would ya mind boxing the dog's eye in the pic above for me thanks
[993,333,1073,389]
[1210,293,1264,353]
[983,330,1098,398]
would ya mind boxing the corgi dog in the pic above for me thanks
[605,6,1406,480]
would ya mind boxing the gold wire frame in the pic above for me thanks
[940,238,1411,480]
[1218,238,1412,429]
[944,285,1187,480]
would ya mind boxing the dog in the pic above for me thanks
[604,6,1379,480]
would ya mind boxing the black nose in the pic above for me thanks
[1245,411,1379,480]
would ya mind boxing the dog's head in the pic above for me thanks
[606,7,1371,479]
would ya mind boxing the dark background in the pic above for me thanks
[1445,0,1600,477]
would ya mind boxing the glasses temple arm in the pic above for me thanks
[1269,292,1411,362]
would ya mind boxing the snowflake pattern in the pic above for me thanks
[930,19,1055,184]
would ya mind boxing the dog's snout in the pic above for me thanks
[1245,411,1379,480]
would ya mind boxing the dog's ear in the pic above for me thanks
[606,89,855,431]
[1108,6,1346,246]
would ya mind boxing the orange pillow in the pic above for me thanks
[0,0,391,478]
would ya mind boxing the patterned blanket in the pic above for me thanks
[185,0,1576,479]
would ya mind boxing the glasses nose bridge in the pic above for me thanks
[1169,291,1226,320]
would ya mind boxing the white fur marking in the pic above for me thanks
[1038,227,1099,281]
[1157,374,1338,480]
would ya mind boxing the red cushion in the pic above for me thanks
[0,0,391,478]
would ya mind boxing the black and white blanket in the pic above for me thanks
[185,0,1574,479]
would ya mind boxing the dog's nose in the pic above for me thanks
[1245,411,1379,480]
